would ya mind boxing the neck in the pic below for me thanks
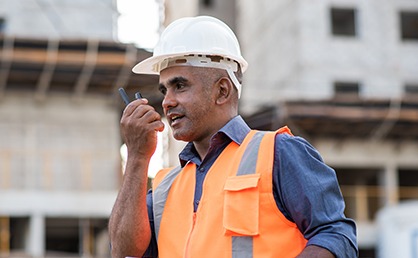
[193,114,236,160]
[194,141,210,161]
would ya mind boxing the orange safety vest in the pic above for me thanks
[152,128,308,258]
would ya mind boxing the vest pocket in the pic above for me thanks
[223,174,260,236]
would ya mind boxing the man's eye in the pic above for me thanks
[159,87,167,95]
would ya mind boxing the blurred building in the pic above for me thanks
[0,0,162,257]
[164,0,418,257]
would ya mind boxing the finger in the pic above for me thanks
[122,98,149,117]
[150,120,165,132]
[128,105,158,122]
[141,109,162,124]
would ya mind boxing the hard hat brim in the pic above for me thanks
[132,54,166,75]
[132,52,248,75]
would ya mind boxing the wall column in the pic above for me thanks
[27,213,44,258]
[383,162,399,206]
[0,216,10,257]
[80,218,92,258]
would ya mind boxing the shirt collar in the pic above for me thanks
[178,115,251,166]
[218,115,251,145]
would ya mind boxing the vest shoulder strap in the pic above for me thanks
[152,165,183,240]
[236,126,291,176]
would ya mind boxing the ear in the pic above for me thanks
[215,77,234,105]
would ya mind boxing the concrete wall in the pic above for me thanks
[0,1,125,256]
[163,0,198,27]
[238,0,418,114]
[0,94,121,192]
[0,94,120,257]
[163,0,237,31]
[0,0,117,40]
[198,0,237,31]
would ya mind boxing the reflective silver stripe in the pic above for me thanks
[232,236,253,258]
[233,131,267,258]
[237,131,266,176]
[152,165,182,241]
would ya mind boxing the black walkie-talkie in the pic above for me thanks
[118,88,142,105]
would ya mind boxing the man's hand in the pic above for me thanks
[120,98,165,159]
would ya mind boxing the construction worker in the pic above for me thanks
[109,16,358,258]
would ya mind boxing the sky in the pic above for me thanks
[117,0,164,177]
[117,0,160,49]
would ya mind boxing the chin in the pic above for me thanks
[172,131,190,142]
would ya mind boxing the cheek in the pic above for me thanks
[188,99,212,121]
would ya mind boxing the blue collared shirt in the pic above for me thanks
[144,115,358,257]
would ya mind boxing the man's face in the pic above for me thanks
[159,66,218,143]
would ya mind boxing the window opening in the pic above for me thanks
[331,8,357,36]
[400,11,418,40]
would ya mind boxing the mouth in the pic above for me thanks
[168,114,185,126]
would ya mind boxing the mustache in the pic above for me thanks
[166,108,185,116]
[165,108,186,119]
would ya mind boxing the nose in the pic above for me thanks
[162,89,177,113]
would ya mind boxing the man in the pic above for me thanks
[109,16,357,258]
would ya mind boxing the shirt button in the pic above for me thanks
[198,167,204,173]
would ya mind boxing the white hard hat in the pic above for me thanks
[132,16,248,97]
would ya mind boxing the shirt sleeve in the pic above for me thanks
[273,133,358,258]
[142,189,158,258]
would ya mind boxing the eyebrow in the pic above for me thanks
[159,76,190,90]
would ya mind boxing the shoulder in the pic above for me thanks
[275,132,318,152]
[273,132,326,165]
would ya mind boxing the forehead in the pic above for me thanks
[159,66,202,84]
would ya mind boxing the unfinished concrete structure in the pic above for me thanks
[1,0,417,257]
[0,0,162,257]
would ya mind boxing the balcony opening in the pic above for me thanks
[335,168,383,222]
[398,169,418,201]
[45,217,109,257]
